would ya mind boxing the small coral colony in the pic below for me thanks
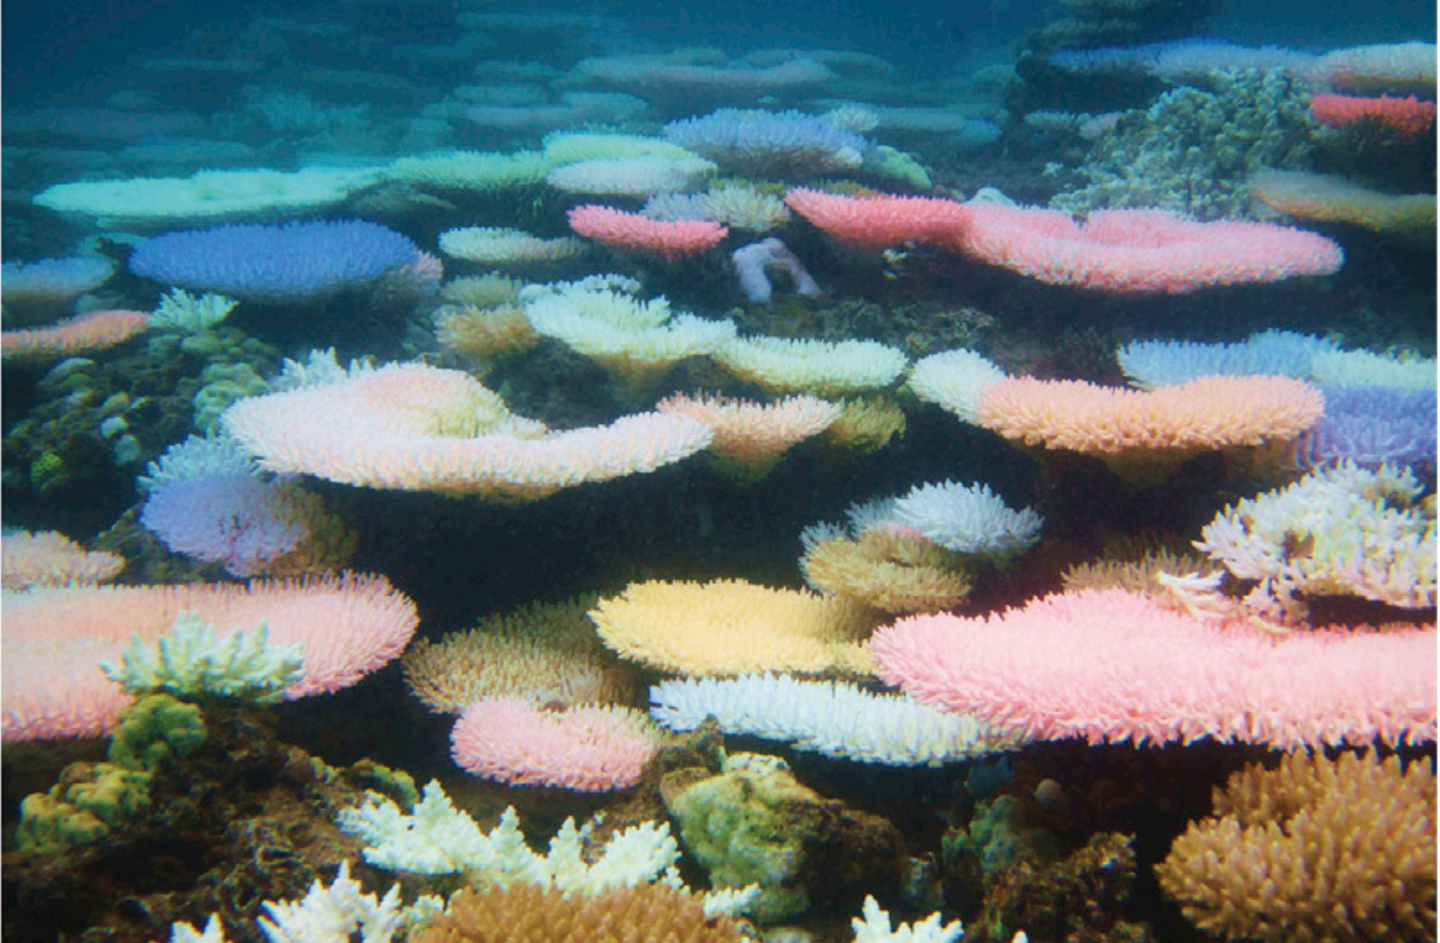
[0,0,1436,940]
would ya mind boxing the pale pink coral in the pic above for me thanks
[953,205,1345,292]
[2,530,125,589]
[222,363,712,499]
[450,696,659,791]
[567,204,728,259]
[656,392,840,481]
[869,588,1436,749]
[2,573,419,741]
[784,189,1345,292]
[1,309,149,359]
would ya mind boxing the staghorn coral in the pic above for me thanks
[1157,751,1436,943]
[1052,70,1315,219]
[1179,460,1436,627]
[411,882,747,943]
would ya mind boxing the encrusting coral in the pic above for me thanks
[1157,750,1436,943]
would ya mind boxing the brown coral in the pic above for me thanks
[410,882,748,943]
[402,596,638,713]
[1156,750,1436,943]
[801,527,972,613]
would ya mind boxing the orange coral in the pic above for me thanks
[1,309,149,359]
[975,375,1323,483]
[1310,93,1437,137]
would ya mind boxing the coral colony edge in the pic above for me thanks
[0,0,1434,942]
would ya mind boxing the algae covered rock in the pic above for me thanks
[663,753,906,923]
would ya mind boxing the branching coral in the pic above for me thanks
[1157,751,1436,943]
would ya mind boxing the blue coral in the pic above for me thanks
[128,219,420,303]
[1118,329,1338,388]
[1297,386,1437,470]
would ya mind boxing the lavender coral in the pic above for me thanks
[128,219,422,303]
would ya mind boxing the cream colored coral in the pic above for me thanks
[588,579,877,676]
[1157,750,1436,943]
[2,531,124,589]
[715,335,908,396]
[1185,460,1436,627]
[656,393,840,482]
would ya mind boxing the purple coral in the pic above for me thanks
[139,474,309,577]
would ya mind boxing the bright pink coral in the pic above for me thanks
[567,204,727,258]
[784,187,971,249]
[869,589,1436,749]
[2,573,419,741]
[1310,93,1437,137]
[451,696,659,791]
[952,205,1345,292]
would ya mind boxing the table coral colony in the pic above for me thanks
[0,3,1435,942]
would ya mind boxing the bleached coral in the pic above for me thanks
[337,780,680,893]
[851,895,965,943]
[138,430,258,492]
[102,611,305,703]
[715,335,908,396]
[522,275,734,389]
[1181,461,1436,627]
[149,288,237,333]
[257,861,404,943]
[906,349,1007,423]
[650,673,1025,766]
[437,226,587,264]
[892,480,1043,556]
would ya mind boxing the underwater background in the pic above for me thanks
[1,0,1437,941]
